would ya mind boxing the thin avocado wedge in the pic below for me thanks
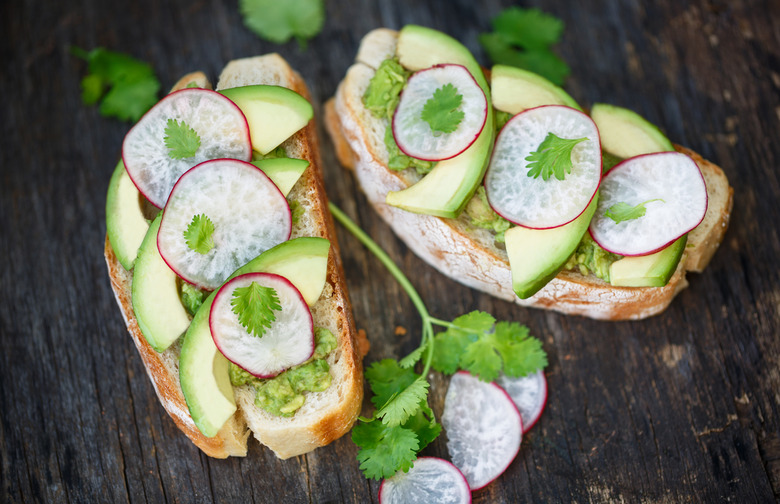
[609,235,687,287]
[491,65,581,115]
[506,195,598,299]
[106,160,151,270]
[386,25,495,218]
[251,157,309,197]
[219,85,313,155]
[591,103,674,159]
[131,214,191,352]
[180,237,331,437]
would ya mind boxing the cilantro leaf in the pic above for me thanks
[479,7,570,85]
[164,119,201,159]
[230,282,282,338]
[376,378,429,427]
[239,0,324,48]
[73,47,160,122]
[492,322,548,378]
[353,421,419,480]
[402,401,442,451]
[605,199,664,224]
[461,339,504,382]
[183,214,215,254]
[421,83,465,134]
[525,132,586,181]
[365,359,419,409]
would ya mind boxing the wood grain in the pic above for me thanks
[1,0,778,502]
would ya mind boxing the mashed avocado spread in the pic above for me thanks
[464,186,511,242]
[363,58,436,175]
[229,327,338,417]
[564,233,622,282]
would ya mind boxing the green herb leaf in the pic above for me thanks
[239,0,324,48]
[230,282,282,338]
[420,83,465,134]
[352,420,420,480]
[605,199,664,224]
[376,378,429,427]
[164,119,201,159]
[479,7,570,85]
[73,47,160,122]
[183,214,215,254]
[365,359,419,409]
[525,132,586,181]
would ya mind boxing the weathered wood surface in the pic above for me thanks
[2,0,779,502]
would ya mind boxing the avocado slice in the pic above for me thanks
[609,236,687,287]
[385,25,495,218]
[179,237,330,437]
[251,157,309,197]
[131,214,191,353]
[491,65,581,115]
[106,160,150,270]
[505,196,598,298]
[219,85,313,156]
[590,103,674,159]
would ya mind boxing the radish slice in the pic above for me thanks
[158,159,291,290]
[123,88,251,208]
[210,272,314,377]
[485,105,601,229]
[379,457,471,504]
[392,64,487,161]
[442,372,522,490]
[589,152,708,256]
[495,370,547,433]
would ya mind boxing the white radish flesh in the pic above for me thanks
[393,64,487,161]
[442,372,522,490]
[123,88,251,208]
[157,159,291,290]
[379,457,471,504]
[495,370,547,433]
[210,272,314,377]
[485,105,601,229]
[589,152,708,256]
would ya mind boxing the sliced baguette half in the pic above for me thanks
[105,54,364,458]
[326,29,733,321]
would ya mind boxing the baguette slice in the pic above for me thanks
[326,29,733,321]
[105,54,364,458]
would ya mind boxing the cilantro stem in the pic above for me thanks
[328,203,435,376]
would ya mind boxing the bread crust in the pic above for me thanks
[105,56,363,458]
[326,29,733,320]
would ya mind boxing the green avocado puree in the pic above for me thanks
[464,186,511,242]
[363,58,436,176]
[228,327,338,417]
[564,233,622,282]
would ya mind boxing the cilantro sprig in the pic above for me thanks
[421,83,464,134]
[230,282,282,338]
[525,132,586,181]
[183,214,215,254]
[72,47,160,122]
[479,7,570,85]
[329,204,547,480]
[239,0,324,48]
[605,199,664,224]
[164,119,201,159]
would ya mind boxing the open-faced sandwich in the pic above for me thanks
[327,26,733,320]
[105,54,365,458]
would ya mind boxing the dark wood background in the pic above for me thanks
[2,0,779,502]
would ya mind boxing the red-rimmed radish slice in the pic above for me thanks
[379,457,471,504]
[442,372,522,490]
[495,370,547,434]
[157,159,291,290]
[210,272,314,378]
[589,152,708,256]
[392,64,487,162]
[123,88,251,208]
[485,105,601,229]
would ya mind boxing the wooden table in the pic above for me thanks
[2,0,778,502]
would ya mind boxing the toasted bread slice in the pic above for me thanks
[105,55,364,458]
[326,29,733,320]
